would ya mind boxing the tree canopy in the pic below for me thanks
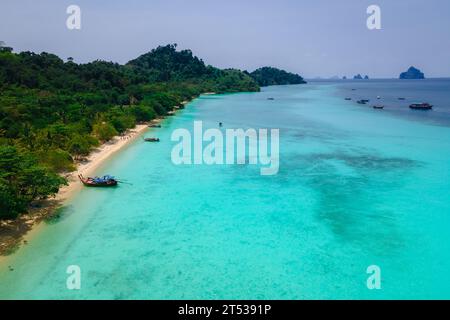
[249,67,306,86]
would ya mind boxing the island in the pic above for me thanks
[353,74,369,80]
[399,66,425,79]
[0,43,306,236]
[248,67,306,86]
[0,43,263,222]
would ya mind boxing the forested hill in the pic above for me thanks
[0,44,258,219]
[127,44,211,81]
[127,44,259,92]
[249,67,307,86]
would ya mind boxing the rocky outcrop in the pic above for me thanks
[353,74,369,80]
[399,66,425,79]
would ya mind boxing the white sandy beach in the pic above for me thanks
[0,122,153,258]
[0,101,191,258]
[54,123,150,204]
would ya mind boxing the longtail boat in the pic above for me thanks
[78,174,118,187]
[144,137,160,142]
[409,103,433,110]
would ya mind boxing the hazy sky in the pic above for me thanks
[1,0,449,78]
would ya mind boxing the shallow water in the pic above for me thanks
[1,82,450,299]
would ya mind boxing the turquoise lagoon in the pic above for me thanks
[1,82,450,299]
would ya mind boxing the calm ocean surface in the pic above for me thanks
[1,80,450,299]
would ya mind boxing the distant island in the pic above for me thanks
[353,74,369,80]
[248,67,307,86]
[399,66,425,79]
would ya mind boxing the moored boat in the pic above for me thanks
[409,103,433,110]
[144,137,160,142]
[373,105,384,109]
[78,174,118,187]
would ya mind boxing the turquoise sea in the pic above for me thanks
[1,80,450,299]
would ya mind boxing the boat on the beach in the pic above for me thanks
[149,124,162,128]
[409,103,433,110]
[144,137,160,142]
[78,174,118,187]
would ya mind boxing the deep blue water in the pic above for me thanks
[317,78,450,126]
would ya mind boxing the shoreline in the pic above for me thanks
[0,94,201,259]
[0,120,157,257]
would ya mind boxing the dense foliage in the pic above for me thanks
[249,67,306,86]
[128,44,259,93]
[0,145,66,219]
[0,43,259,219]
